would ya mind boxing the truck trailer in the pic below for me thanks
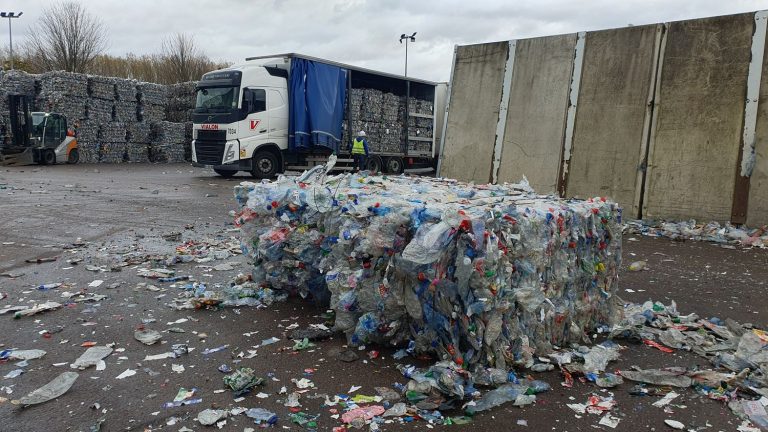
[190,53,446,178]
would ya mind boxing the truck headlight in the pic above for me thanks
[223,140,239,164]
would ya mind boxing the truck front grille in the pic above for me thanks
[195,129,227,165]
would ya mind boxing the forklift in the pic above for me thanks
[0,94,79,166]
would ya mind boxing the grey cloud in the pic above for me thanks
[8,0,768,81]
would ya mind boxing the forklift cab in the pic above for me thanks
[30,112,78,165]
[1,94,78,166]
[32,113,69,147]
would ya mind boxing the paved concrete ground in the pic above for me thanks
[0,163,767,431]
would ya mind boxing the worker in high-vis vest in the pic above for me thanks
[351,131,369,171]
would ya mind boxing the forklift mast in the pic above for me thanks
[8,94,32,149]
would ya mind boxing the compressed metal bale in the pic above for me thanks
[87,75,116,101]
[136,82,168,105]
[86,99,114,123]
[37,71,88,96]
[114,79,138,102]
[98,122,127,143]
[126,121,151,143]
[99,142,127,163]
[114,101,138,122]
[140,104,167,123]
[234,174,622,368]
[149,121,189,163]
[126,143,149,163]
[35,94,88,122]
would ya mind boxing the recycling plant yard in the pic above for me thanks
[0,163,767,431]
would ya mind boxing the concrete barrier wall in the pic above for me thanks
[440,11,768,225]
[643,13,753,222]
[439,42,508,183]
[565,25,659,215]
[496,34,575,193]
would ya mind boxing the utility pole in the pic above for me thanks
[0,11,23,70]
[399,32,416,77]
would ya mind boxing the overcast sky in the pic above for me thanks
[8,0,768,81]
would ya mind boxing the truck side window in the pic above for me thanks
[250,89,266,114]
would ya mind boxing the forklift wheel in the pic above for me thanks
[42,149,56,165]
[67,148,80,164]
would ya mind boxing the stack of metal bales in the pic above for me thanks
[113,79,139,123]
[35,72,89,123]
[126,122,152,163]
[0,70,37,145]
[234,173,622,369]
[149,121,188,163]
[0,70,197,164]
[137,82,168,123]
[341,87,433,155]
[98,122,128,163]
[165,82,197,123]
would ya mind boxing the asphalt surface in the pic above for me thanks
[0,163,767,432]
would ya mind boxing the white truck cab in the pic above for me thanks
[191,61,290,178]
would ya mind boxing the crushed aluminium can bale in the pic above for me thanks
[234,170,622,368]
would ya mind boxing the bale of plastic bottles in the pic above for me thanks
[234,168,622,368]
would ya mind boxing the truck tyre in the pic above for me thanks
[67,148,79,164]
[43,149,56,165]
[384,157,404,174]
[251,150,279,179]
[214,169,237,178]
[366,155,382,173]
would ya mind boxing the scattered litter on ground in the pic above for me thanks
[71,346,112,370]
[134,329,162,345]
[12,372,78,406]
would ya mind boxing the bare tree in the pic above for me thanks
[26,1,108,73]
[161,33,207,83]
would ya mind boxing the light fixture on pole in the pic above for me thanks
[399,32,416,77]
[0,11,23,70]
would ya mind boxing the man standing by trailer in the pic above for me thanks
[352,131,369,171]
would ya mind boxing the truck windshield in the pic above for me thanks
[195,86,239,113]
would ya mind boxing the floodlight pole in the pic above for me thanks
[399,32,416,77]
[0,12,23,70]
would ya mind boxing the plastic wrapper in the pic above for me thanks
[234,171,622,368]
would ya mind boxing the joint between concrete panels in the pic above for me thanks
[740,10,768,177]
[490,40,517,184]
[559,31,586,196]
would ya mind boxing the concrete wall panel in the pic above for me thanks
[748,16,768,226]
[565,25,659,214]
[439,42,508,183]
[644,14,753,222]
[497,34,576,193]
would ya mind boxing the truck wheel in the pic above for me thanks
[384,157,404,174]
[251,150,279,179]
[366,155,382,173]
[67,149,80,164]
[43,149,56,165]
[214,169,237,178]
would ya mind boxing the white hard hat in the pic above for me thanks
[358,131,366,137]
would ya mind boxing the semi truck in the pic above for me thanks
[190,53,447,178]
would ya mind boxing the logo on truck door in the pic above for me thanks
[250,120,261,130]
